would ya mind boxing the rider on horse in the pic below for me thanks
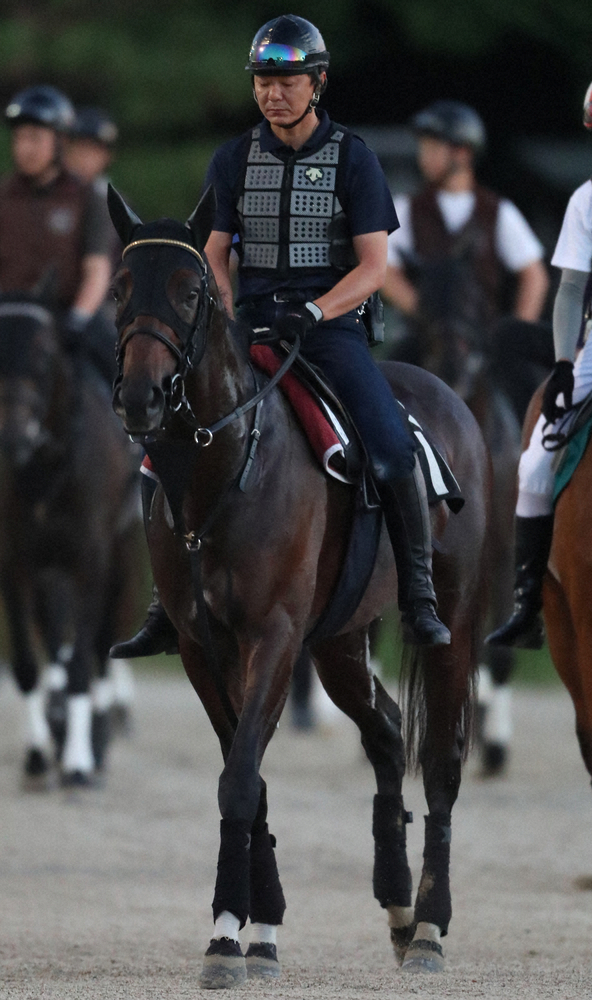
[0,85,116,384]
[382,100,551,423]
[487,82,592,648]
[112,14,451,660]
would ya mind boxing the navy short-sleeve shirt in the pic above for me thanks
[204,110,399,303]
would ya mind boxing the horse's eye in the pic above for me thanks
[187,290,198,303]
[111,287,120,304]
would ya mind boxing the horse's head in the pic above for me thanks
[0,279,62,467]
[109,185,217,437]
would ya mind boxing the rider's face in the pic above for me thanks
[417,135,469,184]
[253,73,316,126]
[11,124,58,179]
[64,138,112,183]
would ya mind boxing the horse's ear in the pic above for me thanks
[108,184,143,246]
[186,184,217,252]
[32,265,58,305]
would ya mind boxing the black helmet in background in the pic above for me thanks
[5,85,75,133]
[411,100,486,156]
[246,15,329,81]
[71,107,118,147]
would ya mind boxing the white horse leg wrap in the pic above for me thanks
[250,922,277,945]
[92,677,115,712]
[483,685,513,745]
[109,658,135,707]
[42,663,68,692]
[213,910,240,942]
[387,905,415,929]
[23,689,51,749]
[414,921,441,944]
[477,665,493,707]
[62,694,94,773]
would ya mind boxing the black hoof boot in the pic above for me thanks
[199,937,247,989]
[109,596,178,659]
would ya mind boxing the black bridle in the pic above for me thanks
[114,236,300,447]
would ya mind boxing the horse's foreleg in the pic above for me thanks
[244,778,285,979]
[61,559,109,785]
[2,572,52,783]
[312,628,414,965]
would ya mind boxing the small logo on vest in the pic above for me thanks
[305,166,324,184]
[47,207,75,235]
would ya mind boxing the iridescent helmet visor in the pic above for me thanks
[248,42,311,72]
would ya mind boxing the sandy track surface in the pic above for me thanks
[0,667,591,999]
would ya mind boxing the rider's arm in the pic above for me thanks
[381,263,419,317]
[513,259,549,322]
[204,230,235,320]
[312,231,388,322]
[72,253,112,316]
[552,267,589,362]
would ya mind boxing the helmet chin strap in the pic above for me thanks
[277,91,320,130]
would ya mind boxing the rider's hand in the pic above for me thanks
[541,359,574,423]
[272,301,323,343]
[62,308,92,352]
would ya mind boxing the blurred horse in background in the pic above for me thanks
[0,283,140,787]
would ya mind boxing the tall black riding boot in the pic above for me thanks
[109,475,179,659]
[485,514,554,649]
[377,455,451,646]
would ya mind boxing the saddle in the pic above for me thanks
[250,342,464,512]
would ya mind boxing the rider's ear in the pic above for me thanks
[186,185,217,252]
[107,184,143,246]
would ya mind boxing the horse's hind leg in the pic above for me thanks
[312,627,415,966]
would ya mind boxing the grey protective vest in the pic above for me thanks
[237,124,353,276]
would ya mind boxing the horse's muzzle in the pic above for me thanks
[113,375,166,434]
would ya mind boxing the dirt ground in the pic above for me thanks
[0,666,591,999]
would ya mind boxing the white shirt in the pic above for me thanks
[551,179,592,273]
[387,189,544,273]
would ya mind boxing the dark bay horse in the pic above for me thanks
[399,255,522,775]
[0,287,139,786]
[108,185,490,985]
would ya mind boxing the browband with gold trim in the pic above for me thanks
[122,238,206,268]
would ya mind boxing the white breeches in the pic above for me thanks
[516,346,592,517]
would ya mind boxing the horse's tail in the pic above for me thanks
[399,607,483,773]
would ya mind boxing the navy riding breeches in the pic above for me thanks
[240,301,416,481]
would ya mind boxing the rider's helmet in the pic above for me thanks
[411,100,486,155]
[583,83,592,130]
[70,106,118,147]
[246,15,329,85]
[5,85,75,133]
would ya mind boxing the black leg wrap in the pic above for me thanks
[372,794,413,909]
[212,818,251,929]
[415,812,452,935]
[250,821,286,926]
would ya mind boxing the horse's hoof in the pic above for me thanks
[390,924,416,965]
[21,748,51,791]
[480,741,508,778]
[60,769,97,789]
[401,939,445,974]
[246,942,281,978]
[199,937,247,989]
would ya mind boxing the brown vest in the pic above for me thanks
[0,170,89,308]
[410,184,502,324]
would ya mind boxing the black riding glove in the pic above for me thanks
[541,360,574,423]
[272,301,323,343]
